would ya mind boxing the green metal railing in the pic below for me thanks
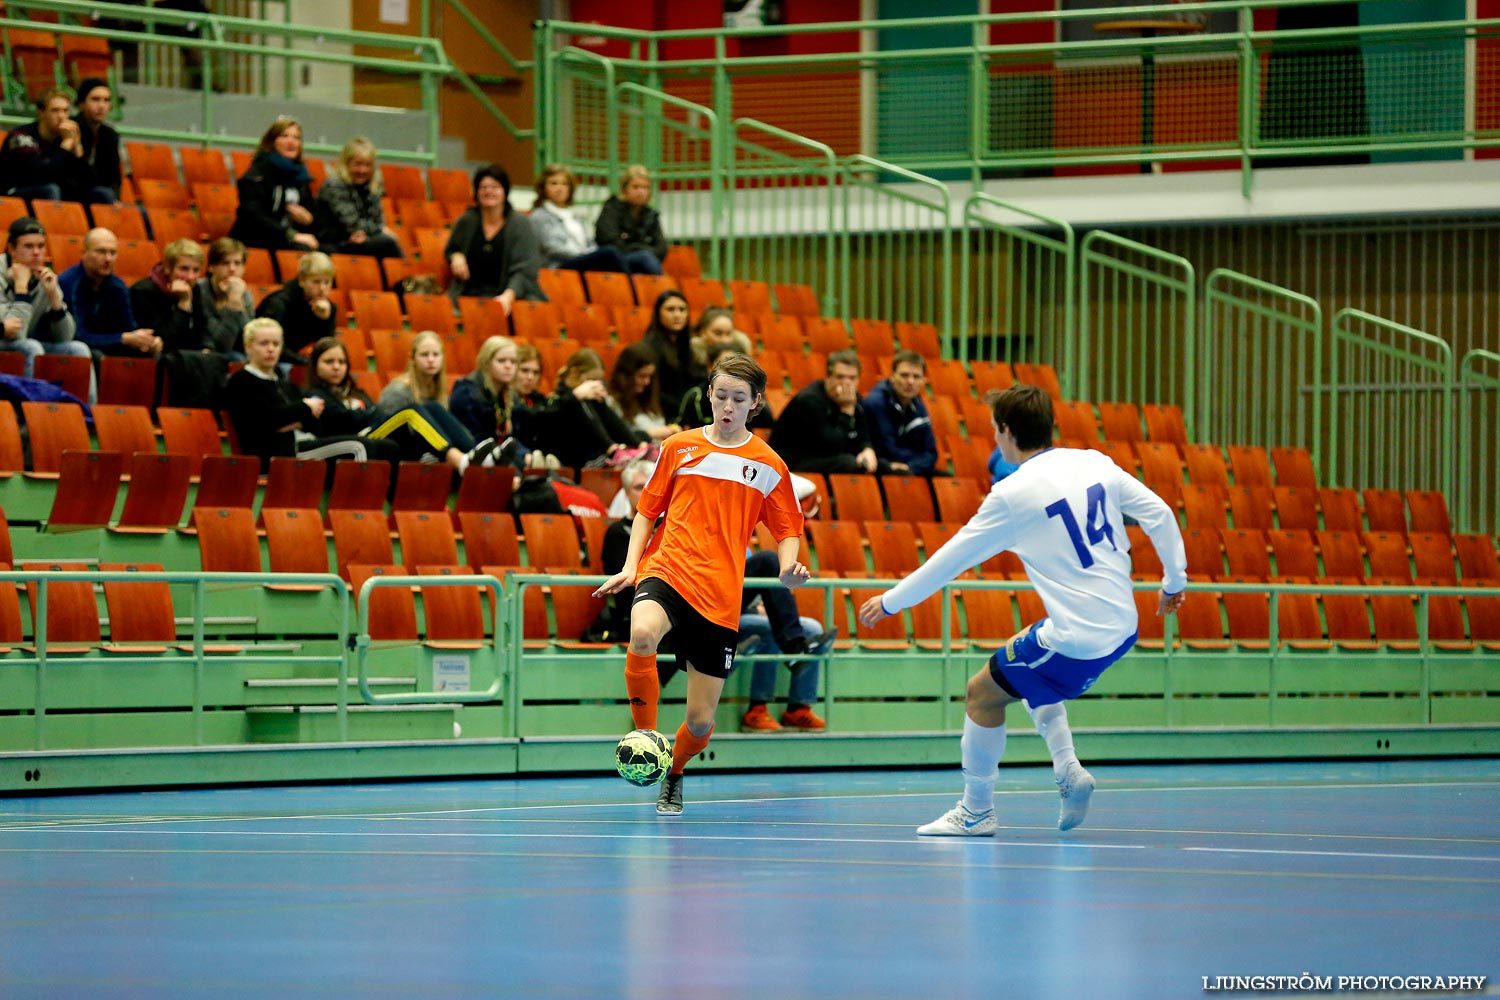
[1201,269,1323,459]
[959,194,1076,389]
[1327,308,1455,500]
[725,119,840,312]
[0,0,508,163]
[538,2,1499,190]
[1457,350,1499,538]
[2,568,350,749]
[1078,231,1196,433]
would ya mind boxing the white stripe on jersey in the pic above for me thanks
[675,450,782,498]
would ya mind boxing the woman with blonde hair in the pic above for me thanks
[229,115,318,251]
[317,136,403,258]
[593,163,667,275]
[451,334,519,442]
[378,330,451,413]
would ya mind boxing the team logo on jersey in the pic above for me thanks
[741,464,757,483]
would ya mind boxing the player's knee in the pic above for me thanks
[966,671,998,706]
[683,714,713,737]
[627,628,660,656]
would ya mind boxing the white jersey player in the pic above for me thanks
[859,384,1187,836]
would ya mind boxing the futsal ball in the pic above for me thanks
[615,729,671,786]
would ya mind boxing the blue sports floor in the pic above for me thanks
[1,758,1495,999]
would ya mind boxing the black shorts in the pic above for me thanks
[633,577,739,680]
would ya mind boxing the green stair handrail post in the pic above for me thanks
[960,194,1076,389]
[1327,308,1454,501]
[1202,269,1322,464]
[727,119,839,308]
[354,572,505,706]
[841,154,953,346]
[1237,2,1257,198]
[1458,350,1500,535]
[549,47,618,179]
[616,82,720,279]
[1078,231,1196,436]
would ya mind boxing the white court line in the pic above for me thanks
[4,825,1499,865]
[0,779,1495,834]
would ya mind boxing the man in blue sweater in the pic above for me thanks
[865,349,940,475]
[57,228,161,358]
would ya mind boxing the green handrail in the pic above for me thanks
[960,194,1076,385]
[727,118,838,304]
[1456,350,1498,535]
[1328,308,1454,500]
[354,572,505,706]
[1202,269,1322,461]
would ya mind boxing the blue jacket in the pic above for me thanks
[57,264,137,350]
[865,378,938,475]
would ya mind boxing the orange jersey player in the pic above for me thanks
[595,351,809,815]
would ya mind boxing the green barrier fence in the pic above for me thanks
[1328,307,1455,499]
[1078,230,1197,433]
[1201,269,1323,459]
[5,568,1497,757]
[1457,350,1499,538]
[959,194,1076,388]
[537,2,1500,188]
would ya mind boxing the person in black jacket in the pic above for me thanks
[593,164,667,275]
[0,88,95,203]
[228,116,319,251]
[223,319,400,472]
[529,347,649,473]
[254,251,336,365]
[638,288,698,417]
[316,136,403,258]
[769,349,886,475]
[72,79,121,203]
[443,164,544,311]
[128,238,204,355]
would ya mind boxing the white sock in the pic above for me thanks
[1026,701,1079,778]
[457,453,471,473]
[960,715,1007,815]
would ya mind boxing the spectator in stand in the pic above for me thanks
[865,349,941,476]
[196,237,254,361]
[513,343,547,409]
[223,318,399,472]
[0,87,103,204]
[0,217,91,377]
[316,136,403,259]
[449,334,526,463]
[738,547,834,732]
[639,288,698,417]
[254,251,336,365]
[530,347,650,472]
[769,349,887,475]
[72,79,121,203]
[304,336,495,472]
[686,307,751,375]
[129,238,204,355]
[530,164,631,274]
[58,228,160,359]
[594,164,666,275]
[229,116,318,251]
[445,164,544,313]
[676,341,773,432]
[606,342,681,443]
[377,329,453,416]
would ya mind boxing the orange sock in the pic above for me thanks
[670,722,713,775]
[624,651,659,731]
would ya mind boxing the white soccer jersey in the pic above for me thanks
[882,448,1188,658]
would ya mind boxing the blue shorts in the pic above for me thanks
[988,619,1137,708]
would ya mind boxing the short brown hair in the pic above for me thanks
[535,164,576,206]
[708,352,768,417]
[207,237,246,266]
[892,349,925,371]
[988,383,1054,451]
[826,349,860,374]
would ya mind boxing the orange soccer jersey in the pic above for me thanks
[636,427,803,629]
